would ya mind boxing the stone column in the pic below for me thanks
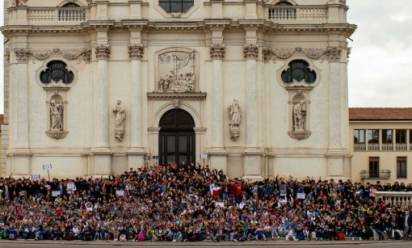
[243,43,262,180]
[209,43,227,173]
[10,47,31,176]
[127,43,145,169]
[326,46,349,178]
[93,39,112,176]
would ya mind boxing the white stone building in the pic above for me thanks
[1,0,355,179]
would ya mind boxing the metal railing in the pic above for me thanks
[27,7,87,24]
[375,191,412,206]
[268,5,328,23]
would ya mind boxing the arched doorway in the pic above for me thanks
[159,109,195,166]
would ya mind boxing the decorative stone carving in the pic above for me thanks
[9,0,28,7]
[30,48,92,63]
[95,45,111,60]
[262,47,273,62]
[128,44,144,60]
[288,92,311,140]
[325,47,342,62]
[113,100,126,142]
[46,94,68,140]
[228,99,241,141]
[210,44,225,60]
[14,48,30,63]
[157,50,196,93]
[269,47,344,62]
[243,44,259,60]
[293,101,306,132]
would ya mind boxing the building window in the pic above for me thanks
[397,157,407,179]
[40,61,74,85]
[410,130,412,145]
[353,129,365,144]
[159,0,194,13]
[367,129,379,144]
[396,129,407,144]
[382,129,393,144]
[281,60,316,84]
[369,157,380,179]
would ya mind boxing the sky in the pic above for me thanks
[0,0,411,113]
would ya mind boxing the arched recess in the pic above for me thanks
[158,109,196,166]
[58,0,87,7]
[153,102,201,129]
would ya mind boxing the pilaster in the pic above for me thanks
[243,29,262,180]
[93,29,111,175]
[127,28,146,170]
[208,27,227,173]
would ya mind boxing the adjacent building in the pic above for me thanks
[350,108,412,183]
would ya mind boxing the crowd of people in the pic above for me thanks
[0,163,412,242]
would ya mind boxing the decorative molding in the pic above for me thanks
[14,48,30,63]
[46,130,69,140]
[210,44,225,60]
[30,48,91,63]
[128,44,144,60]
[95,45,111,60]
[243,44,259,60]
[265,47,344,62]
[147,92,207,101]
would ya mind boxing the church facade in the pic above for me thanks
[1,0,355,179]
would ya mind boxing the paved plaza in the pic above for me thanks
[0,241,411,248]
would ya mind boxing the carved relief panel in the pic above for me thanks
[156,49,198,93]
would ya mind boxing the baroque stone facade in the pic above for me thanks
[2,0,355,180]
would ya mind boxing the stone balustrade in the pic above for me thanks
[27,7,87,24]
[375,191,412,206]
[268,5,328,23]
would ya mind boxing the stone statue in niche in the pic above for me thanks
[293,100,307,132]
[228,99,241,141]
[50,99,64,131]
[46,95,68,140]
[113,100,126,142]
[157,51,196,93]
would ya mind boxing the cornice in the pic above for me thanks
[147,92,207,100]
[1,21,357,38]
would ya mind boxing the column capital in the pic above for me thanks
[95,45,111,60]
[326,47,343,62]
[243,44,259,60]
[14,48,30,64]
[128,44,144,60]
[210,44,225,60]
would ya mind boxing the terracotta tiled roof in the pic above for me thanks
[349,108,412,121]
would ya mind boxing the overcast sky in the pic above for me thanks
[0,0,411,113]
